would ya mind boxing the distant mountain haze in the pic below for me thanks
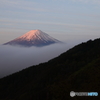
[3,30,62,47]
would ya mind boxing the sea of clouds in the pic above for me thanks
[0,43,75,78]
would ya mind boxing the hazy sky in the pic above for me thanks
[0,0,100,44]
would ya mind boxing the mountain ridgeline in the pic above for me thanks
[0,38,100,100]
[3,30,61,47]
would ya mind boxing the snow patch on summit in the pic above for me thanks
[3,30,62,47]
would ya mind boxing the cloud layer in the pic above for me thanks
[0,43,73,78]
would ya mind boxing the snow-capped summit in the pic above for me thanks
[3,30,62,47]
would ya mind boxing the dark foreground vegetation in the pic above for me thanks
[0,38,100,100]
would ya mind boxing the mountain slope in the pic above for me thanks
[49,58,100,100]
[3,30,61,47]
[0,38,100,100]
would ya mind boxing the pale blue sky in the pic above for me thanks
[0,0,100,44]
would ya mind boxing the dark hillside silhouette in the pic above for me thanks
[0,38,100,100]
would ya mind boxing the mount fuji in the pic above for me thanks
[3,30,62,47]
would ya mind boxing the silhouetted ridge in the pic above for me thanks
[0,38,100,100]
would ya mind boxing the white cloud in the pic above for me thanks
[0,44,69,78]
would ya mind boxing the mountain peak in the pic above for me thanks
[28,29,42,34]
[19,29,44,40]
[3,30,62,47]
